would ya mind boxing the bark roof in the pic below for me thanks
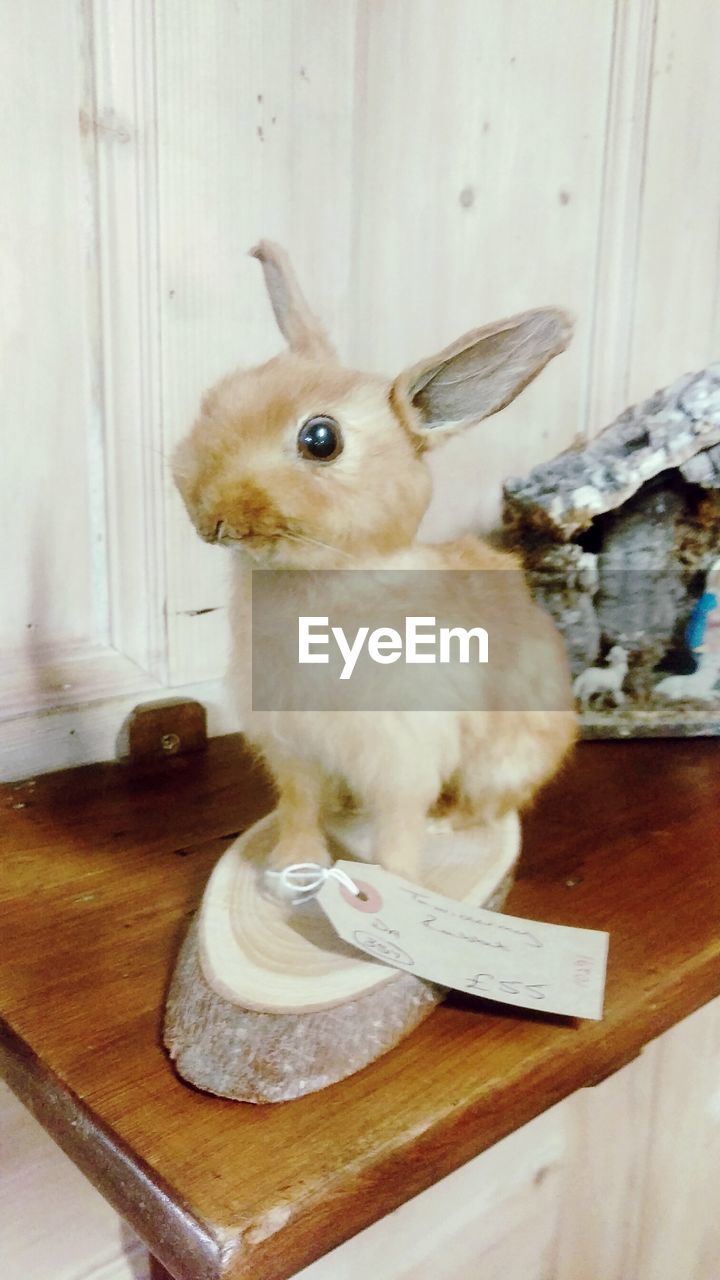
[503,365,720,540]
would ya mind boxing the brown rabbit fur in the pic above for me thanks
[173,242,577,881]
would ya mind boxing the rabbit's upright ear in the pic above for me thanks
[391,308,572,446]
[251,240,337,361]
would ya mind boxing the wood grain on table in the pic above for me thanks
[0,738,718,1280]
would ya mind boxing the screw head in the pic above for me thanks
[161,732,181,755]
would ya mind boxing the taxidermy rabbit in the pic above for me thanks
[173,242,576,882]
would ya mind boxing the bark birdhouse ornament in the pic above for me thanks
[166,242,578,1102]
[504,366,720,735]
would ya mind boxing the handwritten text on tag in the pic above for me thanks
[316,862,608,1020]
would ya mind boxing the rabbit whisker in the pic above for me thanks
[283,532,357,562]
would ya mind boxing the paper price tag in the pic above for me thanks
[317,861,608,1020]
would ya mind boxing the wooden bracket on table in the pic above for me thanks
[117,698,208,765]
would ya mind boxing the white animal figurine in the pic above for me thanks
[573,645,629,708]
[654,652,720,702]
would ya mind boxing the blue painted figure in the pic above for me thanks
[685,588,720,658]
[657,557,720,701]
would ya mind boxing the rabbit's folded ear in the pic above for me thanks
[251,240,338,361]
[390,308,573,446]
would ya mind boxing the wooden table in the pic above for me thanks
[1,737,718,1280]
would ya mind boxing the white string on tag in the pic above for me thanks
[264,861,362,906]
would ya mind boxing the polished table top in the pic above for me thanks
[1,737,718,1280]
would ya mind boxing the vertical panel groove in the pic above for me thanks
[583,0,659,435]
[77,0,111,645]
[625,0,660,403]
[626,0,720,400]
[132,0,169,682]
[92,0,168,679]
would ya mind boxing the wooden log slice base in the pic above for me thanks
[164,810,520,1103]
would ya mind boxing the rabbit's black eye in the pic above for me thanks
[297,415,343,462]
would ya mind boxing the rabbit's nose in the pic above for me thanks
[215,519,252,545]
[201,518,225,544]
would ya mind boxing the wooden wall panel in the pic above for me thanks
[5,0,720,766]
[629,0,720,402]
[154,1,359,684]
[553,1001,720,1279]
[294,1105,566,1280]
[156,0,617,678]
[554,1046,655,1279]
[584,0,658,431]
[0,2,99,655]
[632,1000,720,1280]
[345,0,613,535]
[0,0,170,745]
[89,0,168,678]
